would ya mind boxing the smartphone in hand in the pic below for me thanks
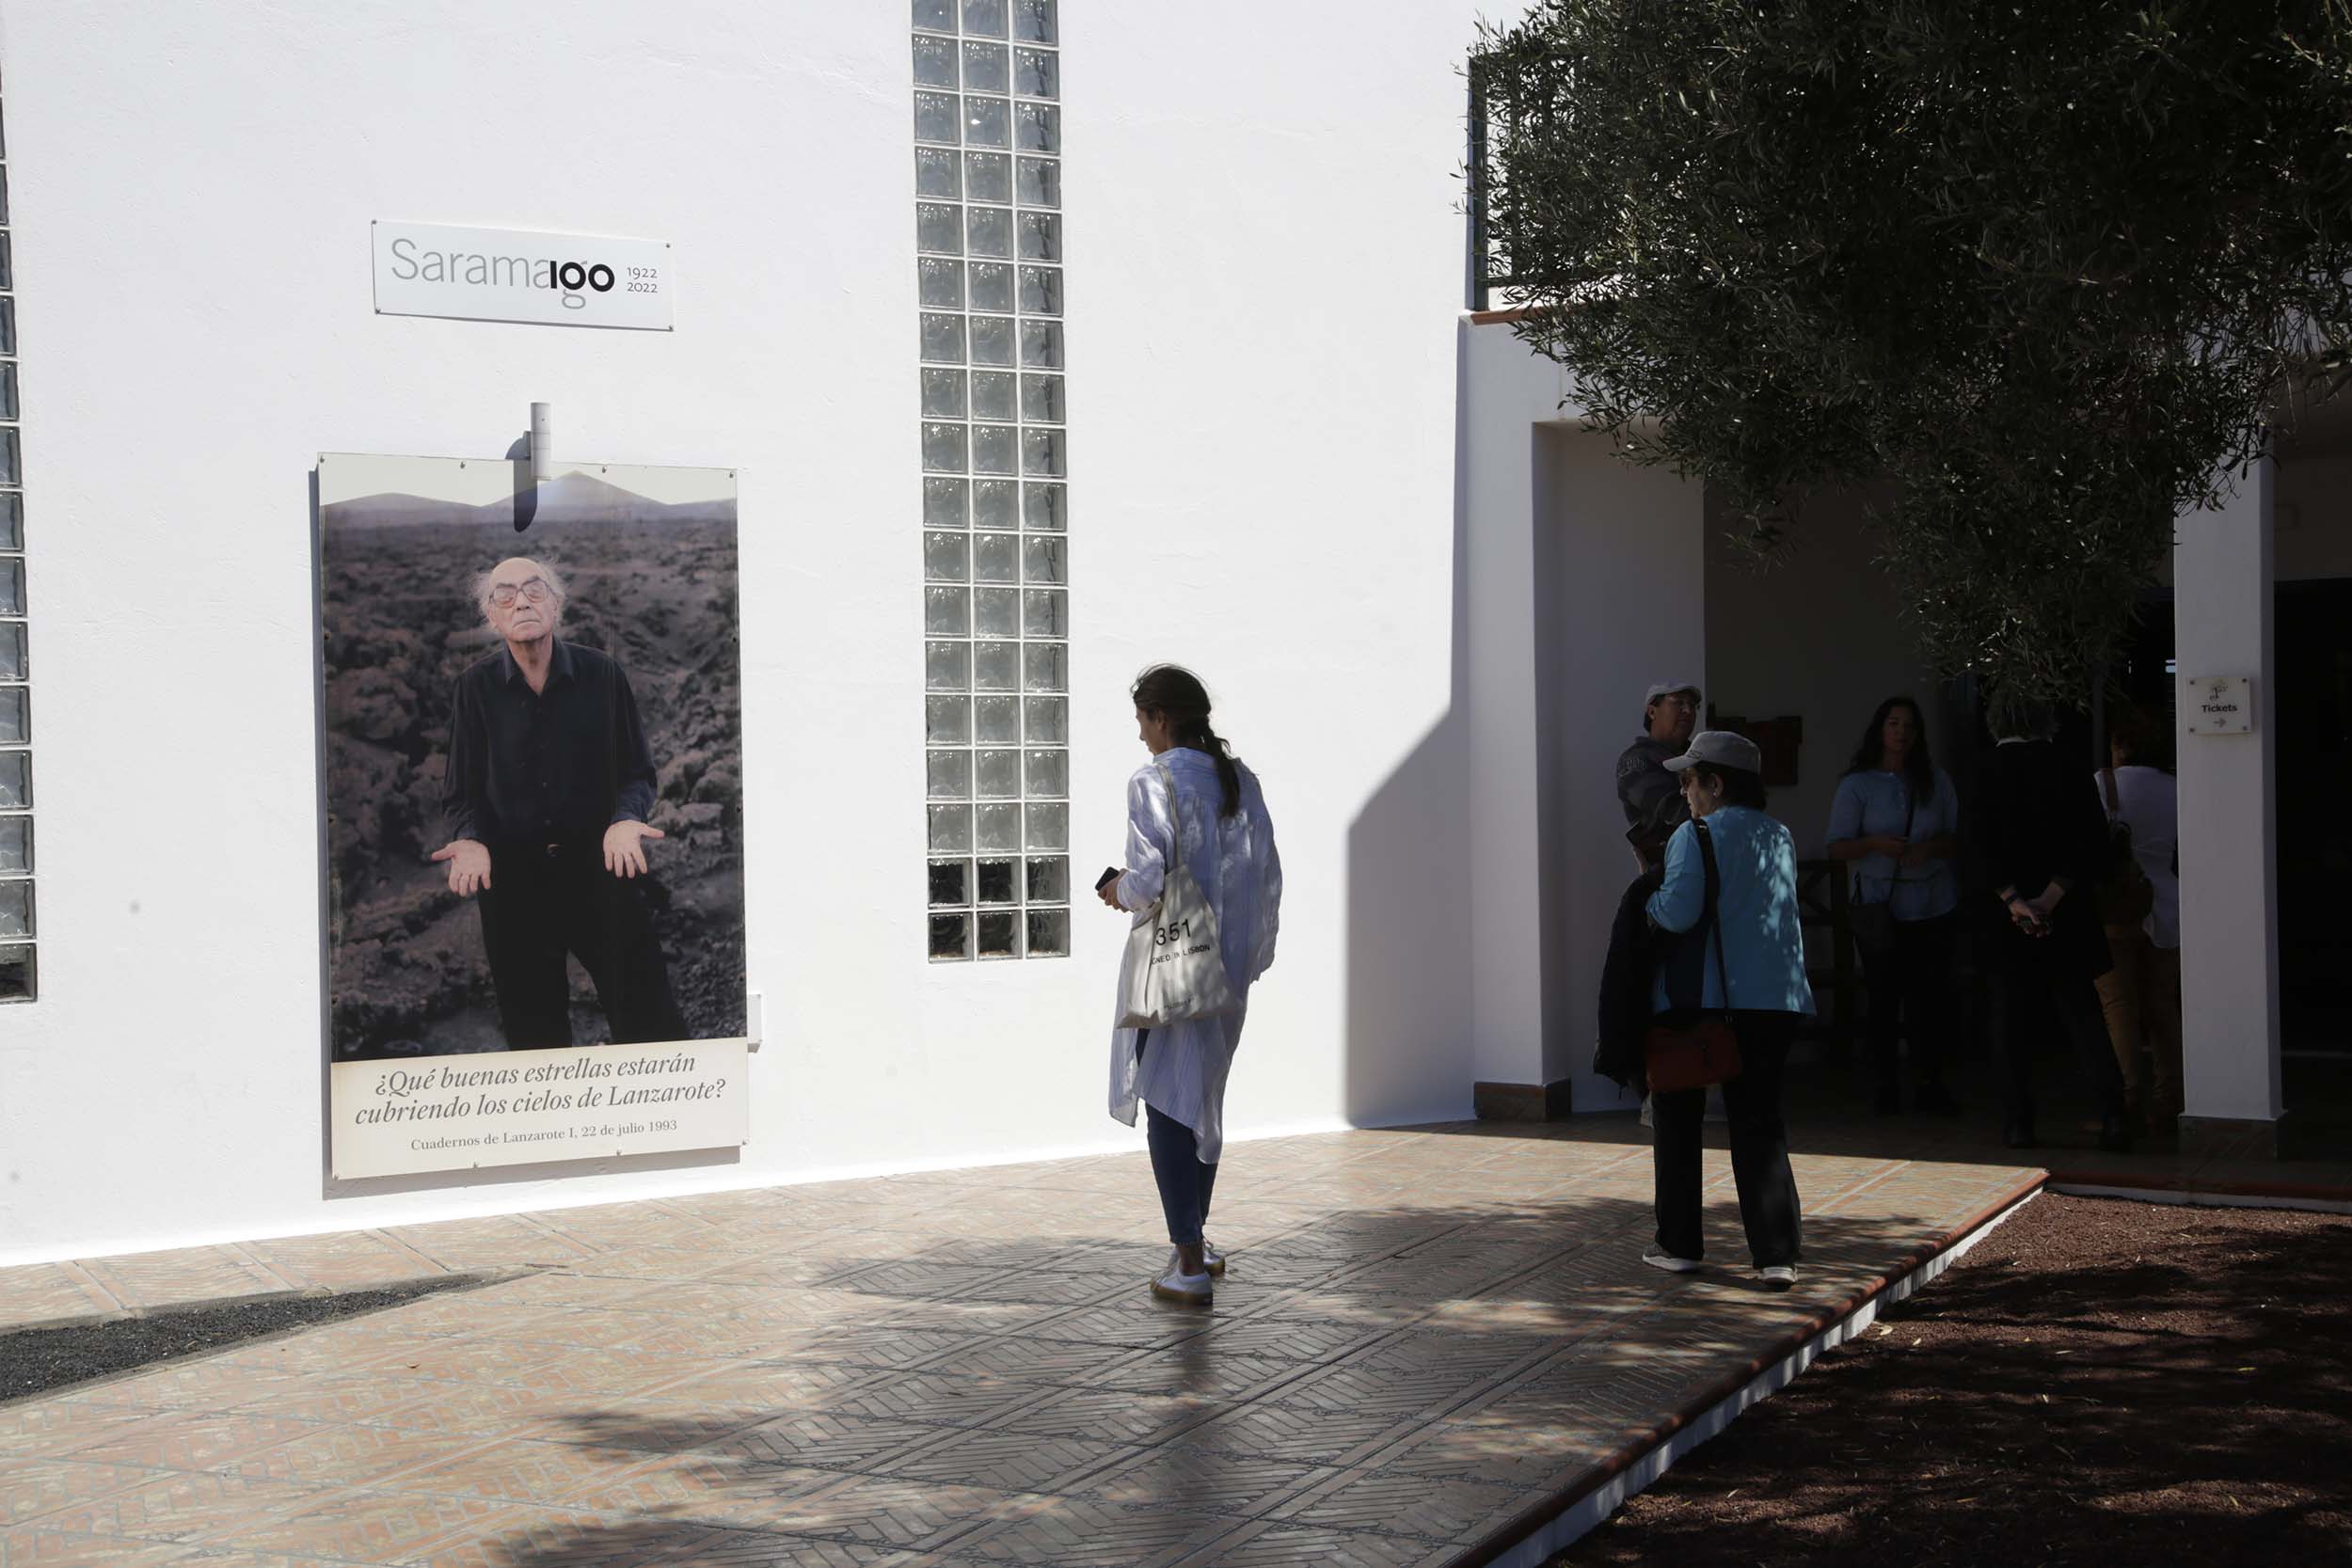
[1094,866,1122,892]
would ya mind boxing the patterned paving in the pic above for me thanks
[0,1125,2040,1565]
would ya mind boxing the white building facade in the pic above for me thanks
[0,2,2331,1268]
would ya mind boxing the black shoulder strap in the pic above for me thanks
[1695,820,1730,1006]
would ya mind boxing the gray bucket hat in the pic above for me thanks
[1662,730,1763,774]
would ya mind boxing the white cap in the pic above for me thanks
[1644,681,1701,705]
[1663,730,1763,774]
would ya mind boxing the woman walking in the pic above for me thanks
[1644,732,1814,1290]
[1100,666,1281,1307]
[1827,696,1963,1116]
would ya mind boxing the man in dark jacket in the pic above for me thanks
[1618,682,1701,868]
[430,557,685,1051]
[1975,707,2131,1151]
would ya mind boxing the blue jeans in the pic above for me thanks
[1138,1031,1218,1247]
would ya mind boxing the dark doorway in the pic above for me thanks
[2275,580,2352,1055]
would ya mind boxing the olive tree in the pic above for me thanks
[1475,0,2352,705]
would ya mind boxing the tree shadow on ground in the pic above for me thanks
[418,1183,1969,1567]
[1554,1195,2352,1567]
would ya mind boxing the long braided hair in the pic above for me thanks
[1132,664,1244,818]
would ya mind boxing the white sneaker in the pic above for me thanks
[1200,1242,1227,1277]
[1758,1265,1797,1291]
[1151,1248,1213,1306]
[1642,1248,1701,1274]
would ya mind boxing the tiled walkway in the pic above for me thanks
[1,1125,2037,1566]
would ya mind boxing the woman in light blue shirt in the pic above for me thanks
[1827,696,1962,1117]
[1644,732,1812,1290]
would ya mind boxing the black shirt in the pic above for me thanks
[443,640,658,848]
[1970,737,2112,979]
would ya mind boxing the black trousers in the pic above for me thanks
[1984,948,2127,1130]
[1652,1012,1802,1267]
[1866,912,1958,1093]
[478,844,684,1049]
[1136,1030,1219,1248]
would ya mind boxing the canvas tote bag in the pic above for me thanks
[1119,763,1241,1029]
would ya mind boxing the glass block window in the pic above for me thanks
[0,73,30,1001]
[916,0,1069,961]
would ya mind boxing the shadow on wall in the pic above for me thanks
[1341,343,1476,1129]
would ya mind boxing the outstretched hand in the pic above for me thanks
[604,820,666,879]
[431,839,491,897]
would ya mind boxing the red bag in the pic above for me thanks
[1645,1013,1742,1093]
[1644,819,1744,1093]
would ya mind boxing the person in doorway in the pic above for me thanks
[1827,696,1963,1116]
[1643,732,1815,1291]
[1619,682,1710,1128]
[2094,706,2183,1137]
[432,557,684,1050]
[1618,681,1702,869]
[1100,665,1282,1307]
[1975,699,2133,1152]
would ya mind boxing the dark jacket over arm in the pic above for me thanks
[1594,864,1668,1087]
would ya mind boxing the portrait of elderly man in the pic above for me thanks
[430,556,685,1049]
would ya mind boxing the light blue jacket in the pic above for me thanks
[1826,768,1960,922]
[1647,806,1817,1016]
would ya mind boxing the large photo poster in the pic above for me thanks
[318,452,747,1178]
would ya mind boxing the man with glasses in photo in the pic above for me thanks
[430,556,684,1050]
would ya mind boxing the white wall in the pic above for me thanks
[1457,326,1708,1112]
[2174,463,2284,1126]
[1541,425,1704,1108]
[1702,485,1957,856]
[1461,322,1570,1094]
[0,0,1487,1263]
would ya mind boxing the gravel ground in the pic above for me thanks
[1554,1193,2352,1566]
[0,1275,485,1404]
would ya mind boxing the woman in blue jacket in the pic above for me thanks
[1645,732,1815,1289]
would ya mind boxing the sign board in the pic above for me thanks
[372,221,673,330]
[332,1039,747,1179]
[316,451,747,1180]
[2183,674,2253,735]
